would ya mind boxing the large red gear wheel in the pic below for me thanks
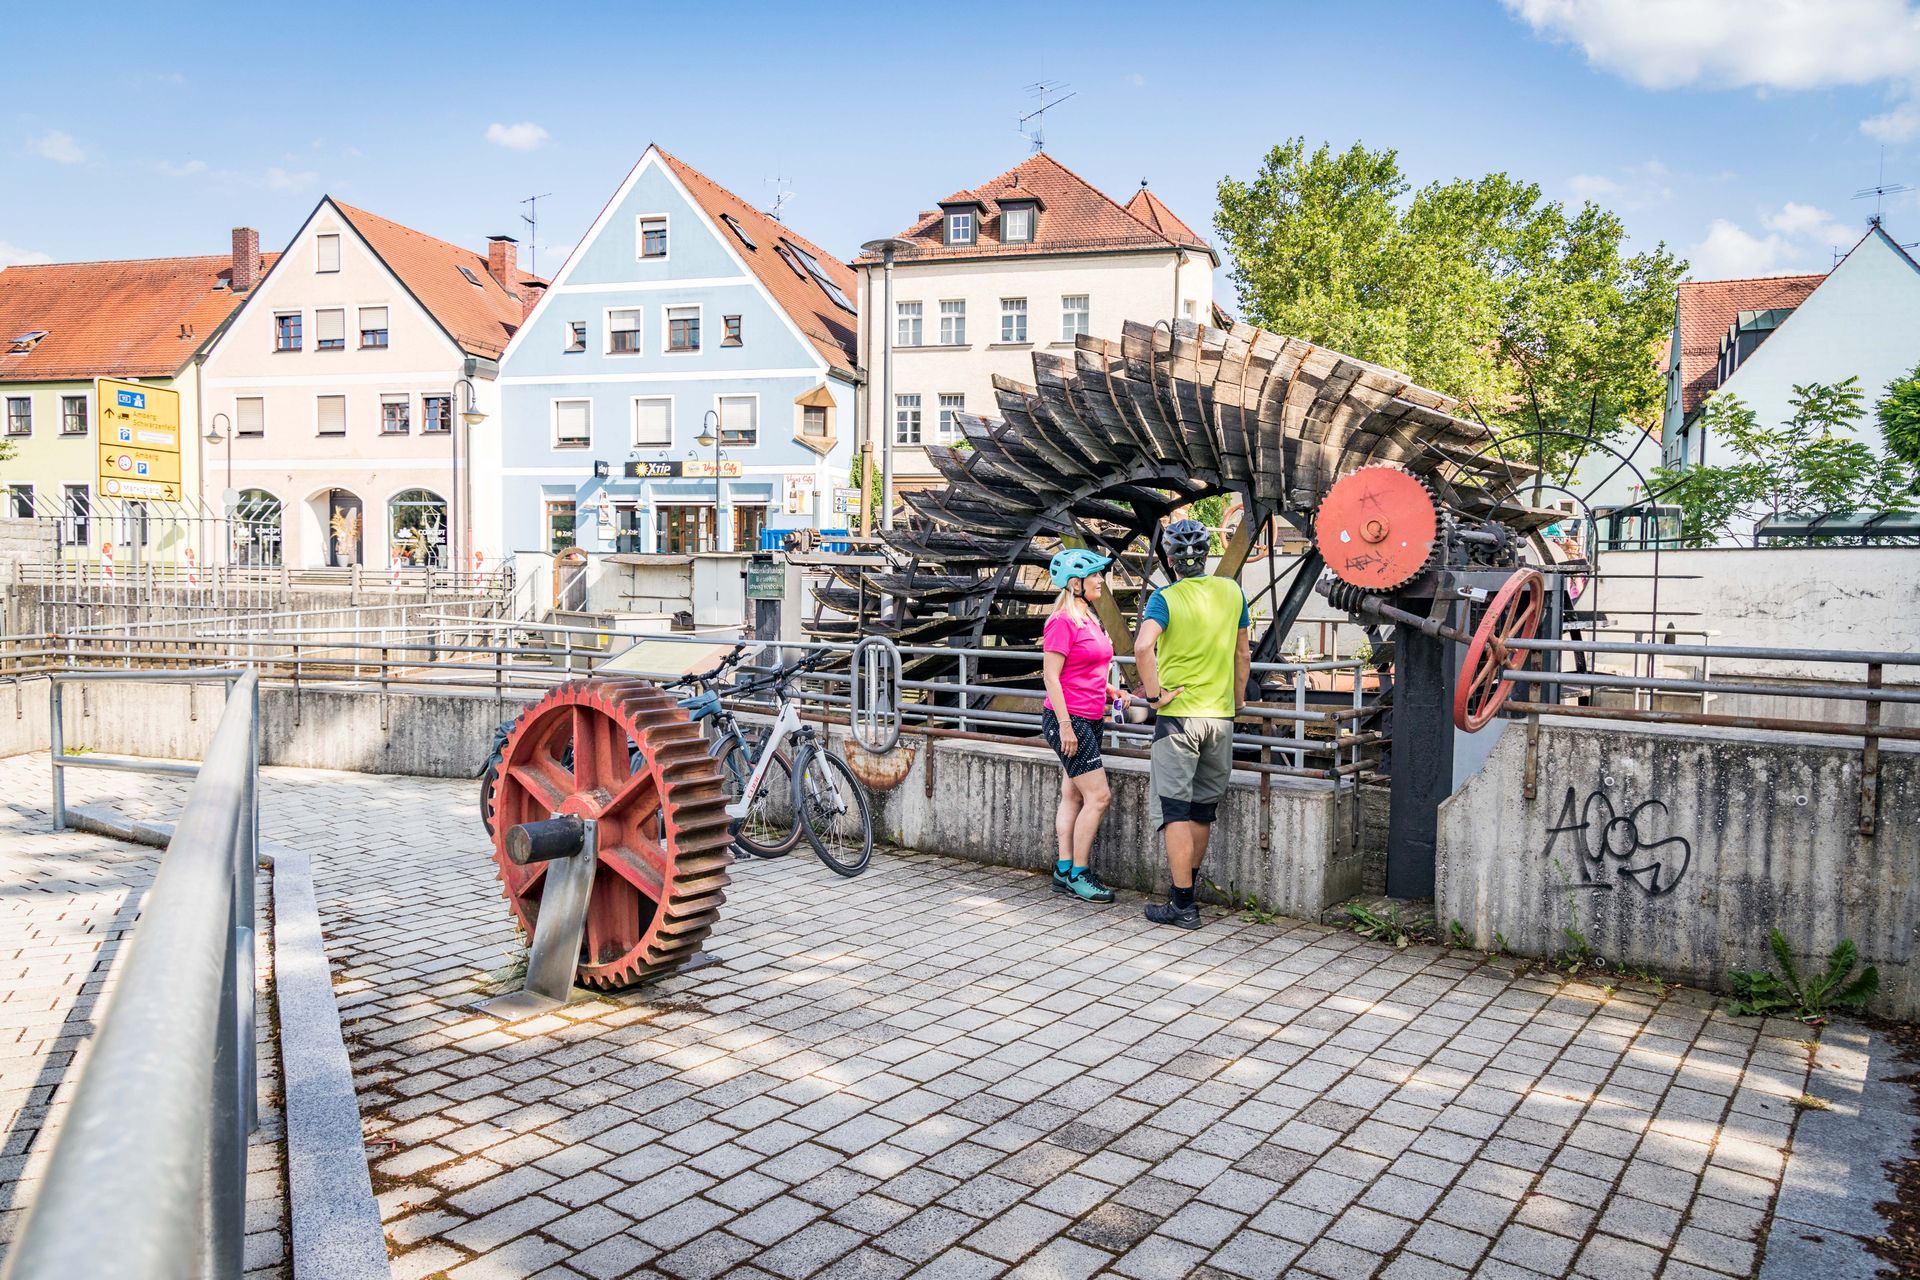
[1453,568,1547,732]
[1315,464,1442,591]
[487,679,731,988]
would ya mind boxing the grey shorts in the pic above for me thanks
[1149,716,1234,828]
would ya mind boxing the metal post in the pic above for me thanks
[880,248,896,531]
[50,681,65,831]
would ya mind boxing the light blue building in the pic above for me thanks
[497,146,859,555]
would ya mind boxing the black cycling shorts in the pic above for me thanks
[1041,706,1105,778]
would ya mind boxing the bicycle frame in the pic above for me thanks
[725,695,804,820]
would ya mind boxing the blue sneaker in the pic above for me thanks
[1055,866,1115,903]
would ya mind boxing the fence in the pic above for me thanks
[1,670,261,1280]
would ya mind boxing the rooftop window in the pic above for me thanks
[720,213,756,250]
[8,330,49,353]
[458,265,483,287]
[785,242,857,314]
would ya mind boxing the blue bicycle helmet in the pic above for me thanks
[1049,547,1112,589]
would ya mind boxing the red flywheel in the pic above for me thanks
[488,679,731,988]
[1452,569,1547,732]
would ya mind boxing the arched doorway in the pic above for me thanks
[324,489,363,567]
[231,489,284,567]
[388,488,448,567]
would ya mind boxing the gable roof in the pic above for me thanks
[1674,271,1824,419]
[858,153,1215,265]
[0,251,276,383]
[331,200,539,361]
[1125,187,1210,254]
[653,150,858,374]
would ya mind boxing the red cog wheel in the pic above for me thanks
[488,679,732,988]
[1315,464,1442,591]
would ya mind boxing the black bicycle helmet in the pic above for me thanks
[1163,518,1211,577]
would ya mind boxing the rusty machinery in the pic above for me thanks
[810,316,1562,899]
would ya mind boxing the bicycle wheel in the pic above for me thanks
[793,744,872,876]
[713,736,802,856]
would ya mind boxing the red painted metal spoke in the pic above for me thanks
[602,762,662,823]
[585,870,649,968]
[570,703,620,797]
[508,759,573,814]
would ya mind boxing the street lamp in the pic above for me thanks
[860,237,914,534]
[695,409,724,553]
[205,412,231,566]
[452,377,486,575]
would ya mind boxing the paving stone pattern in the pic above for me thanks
[10,753,1840,1279]
[0,754,288,1277]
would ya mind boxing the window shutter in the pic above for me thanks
[634,399,670,444]
[721,396,754,435]
[317,396,346,434]
[360,306,388,331]
[317,234,341,272]
[557,400,590,441]
[237,398,265,436]
[316,309,345,342]
[612,309,640,333]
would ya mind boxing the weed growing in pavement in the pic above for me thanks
[1792,1094,1832,1111]
[1729,928,1879,1023]
[1489,931,1509,958]
[1448,920,1470,948]
[1342,903,1432,949]
[1558,925,1600,975]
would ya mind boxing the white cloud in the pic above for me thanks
[1863,100,1920,140]
[1566,159,1672,210]
[1503,0,1920,90]
[28,130,85,165]
[0,240,53,267]
[1688,201,1859,278]
[486,121,549,151]
[157,158,208,178]
[1129,73,1147,88]
[266,166,318,191]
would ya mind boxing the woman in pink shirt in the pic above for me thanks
[1040,549,1127,903]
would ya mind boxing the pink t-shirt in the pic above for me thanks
[1042,610,1115,720]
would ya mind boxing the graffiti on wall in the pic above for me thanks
[1541,785,1692,897]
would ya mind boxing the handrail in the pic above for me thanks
[3,670,261,1280]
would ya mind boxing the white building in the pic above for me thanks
[853,154,1215,496]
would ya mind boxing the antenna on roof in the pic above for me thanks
[1018,80,1076,154]
[520,192,553,277]
[765,174,793,222]
[1853,147,1912,227]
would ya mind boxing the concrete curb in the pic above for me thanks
[268,840,392,1280]
[64,806,391,1278]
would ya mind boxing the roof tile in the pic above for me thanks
[332,201,540,360]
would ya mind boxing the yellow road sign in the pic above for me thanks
[95,377,181,500]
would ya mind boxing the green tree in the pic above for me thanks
[1875,358,1920,477]
[1651,379,1915,545]
[1214,139,1686,473]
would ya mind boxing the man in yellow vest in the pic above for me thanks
[1132,518,1250,928]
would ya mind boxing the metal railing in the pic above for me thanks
[3,670,261,1280]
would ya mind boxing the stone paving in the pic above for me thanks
[4,752,1885,1279]
[0,754,288,1276]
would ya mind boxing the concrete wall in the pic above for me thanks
[854,732,1359,918]
[1438,719,1920,1018]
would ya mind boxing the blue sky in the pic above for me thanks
[5,0,1918,292]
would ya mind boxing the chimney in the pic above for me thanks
[231,226,260,292]
[517,280,546,322]
[487,236,518,292]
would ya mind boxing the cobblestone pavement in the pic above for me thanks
[0,754,288,1276]
[12,754,1858,1279]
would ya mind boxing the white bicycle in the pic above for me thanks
[725,651,872,877]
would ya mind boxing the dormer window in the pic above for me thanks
[946,211,975,246]
[8,330,49,354]
[1001,204,1035,244]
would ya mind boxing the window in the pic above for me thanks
[316,233,341,272]
[897,301,923,346]
[633,396,672,447]
[274,312,302,351]
[545,499,577,554]
[722,315,742,346]
[1001,205,1035,244]
[1183,299,1197,320]
[121,501,150,548]
[667,305,700,353]
[316,395,346,436]
[553,398,591,448]
[8,484,34,518]
[63,485,89,546]
[458,265,483,287]
[787,242,856,313]
[60,395,87,435]
[656,505,714,554]
[388,489,447,566]
[232,489,283,567]
[718,394,757,446]
[775,246,809,279]
[638,216,668,259]
[236,397,265,438]
[734,505,766,553]
[608,308,642,354]
[802,405,829,439]
[1000,297,1028,343]
[939,300,966,345]
[1062,294,1089,340]
[316,308,346,351]
[938,393,965,442]
[719,212,756,250]
[380,394,410,434]
[566,320,587,352]
[4,397,28,437]
[422,394,451,434]
[358,307,388,348]
[895,393,922,446]
[946,210,975,246]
